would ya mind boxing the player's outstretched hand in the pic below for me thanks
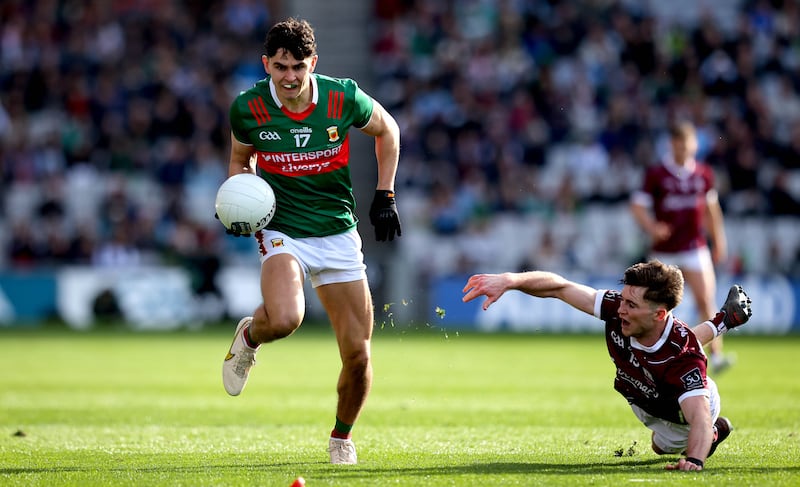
[462,273,508,310]
[721,284,752,329]
[215,212,251,238]
[665,457,704,471]
[369,190,402,241]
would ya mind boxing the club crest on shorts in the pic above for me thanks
[271,238,284,248]
[327,125,339,142]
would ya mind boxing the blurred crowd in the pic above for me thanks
[0,0,278,290]
[372,0,800,276]
[1,0,799,281]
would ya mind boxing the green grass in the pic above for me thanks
[1,325,798,486]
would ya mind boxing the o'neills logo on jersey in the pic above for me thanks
[256,139,350,177]
[327,125,339,142]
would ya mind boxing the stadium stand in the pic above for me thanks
[371,0,800,278]
[0,0,798,286]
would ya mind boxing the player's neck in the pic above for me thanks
[281,94,312,113]
[635,322,667,348]
[280,82,314,114]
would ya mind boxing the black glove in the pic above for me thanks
[369,190,401,241]
[215,212,251,238]
[714,284,752,332]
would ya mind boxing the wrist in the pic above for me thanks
[685,457,704,468]
[704,320,720,338]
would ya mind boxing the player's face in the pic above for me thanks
[617,285,661,339]
[670,134,697,164]
[263,49,318,102]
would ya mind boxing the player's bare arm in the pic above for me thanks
[228,134,256,177]
[463,271,598,315]
[665,395,714,471]
[690,322,716,346]
[630,202,671,242]
[359,99,400,191]
[704,191,727,264]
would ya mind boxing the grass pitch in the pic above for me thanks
[1,324,798,486]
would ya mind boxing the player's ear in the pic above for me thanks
[309,55,318,72]
[262,54,270,74]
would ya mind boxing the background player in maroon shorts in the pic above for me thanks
[462,260,751,471]
[630,121,731,373]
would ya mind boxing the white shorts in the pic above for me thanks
[630,377,721,454]
[255,228,367,288]
[650,246,713,273]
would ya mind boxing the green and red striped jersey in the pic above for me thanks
[229,73,374,238]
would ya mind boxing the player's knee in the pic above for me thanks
[651,441,668,455]
[271,314,302,339]
[649,431,669,455]
[341,345,371,373]
[252,309,302,341]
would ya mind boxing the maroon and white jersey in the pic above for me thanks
[631,158,715,253]
[595,290,709,424]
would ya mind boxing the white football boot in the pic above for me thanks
[222,317,259,396]
[328,438,358,464]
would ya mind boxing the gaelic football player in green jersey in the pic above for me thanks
[221,17,401,464]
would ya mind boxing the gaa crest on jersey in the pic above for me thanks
[271,238,284,248]
[680,367,704,390]
[327,125,339,142]
[259,131,281,141]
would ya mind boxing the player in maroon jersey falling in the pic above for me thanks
[220,17,401,464]
[462,260,752,471]
[630,121,732,373]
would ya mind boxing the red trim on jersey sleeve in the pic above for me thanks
[257,97,271,121]
[248,97,271,124]
[328,90,344,119]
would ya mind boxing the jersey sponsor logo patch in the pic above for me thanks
[248,96,271,124]
[663,194,702,211]
[680,367,704,390]
[259,131,281,141]
[256,138,350,177]
[617,367,658,398]
[327,125,339,142]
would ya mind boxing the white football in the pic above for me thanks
[215,173,276,234]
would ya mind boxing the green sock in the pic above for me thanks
[331,417,353,439]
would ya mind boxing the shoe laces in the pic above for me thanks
[233,348,256,377]
[328,440,355,457]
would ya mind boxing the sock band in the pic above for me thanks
[331,417,353,439]
[243,325,258,348]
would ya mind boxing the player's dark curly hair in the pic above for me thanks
[621,260,684,311]
[264,17,317,60]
